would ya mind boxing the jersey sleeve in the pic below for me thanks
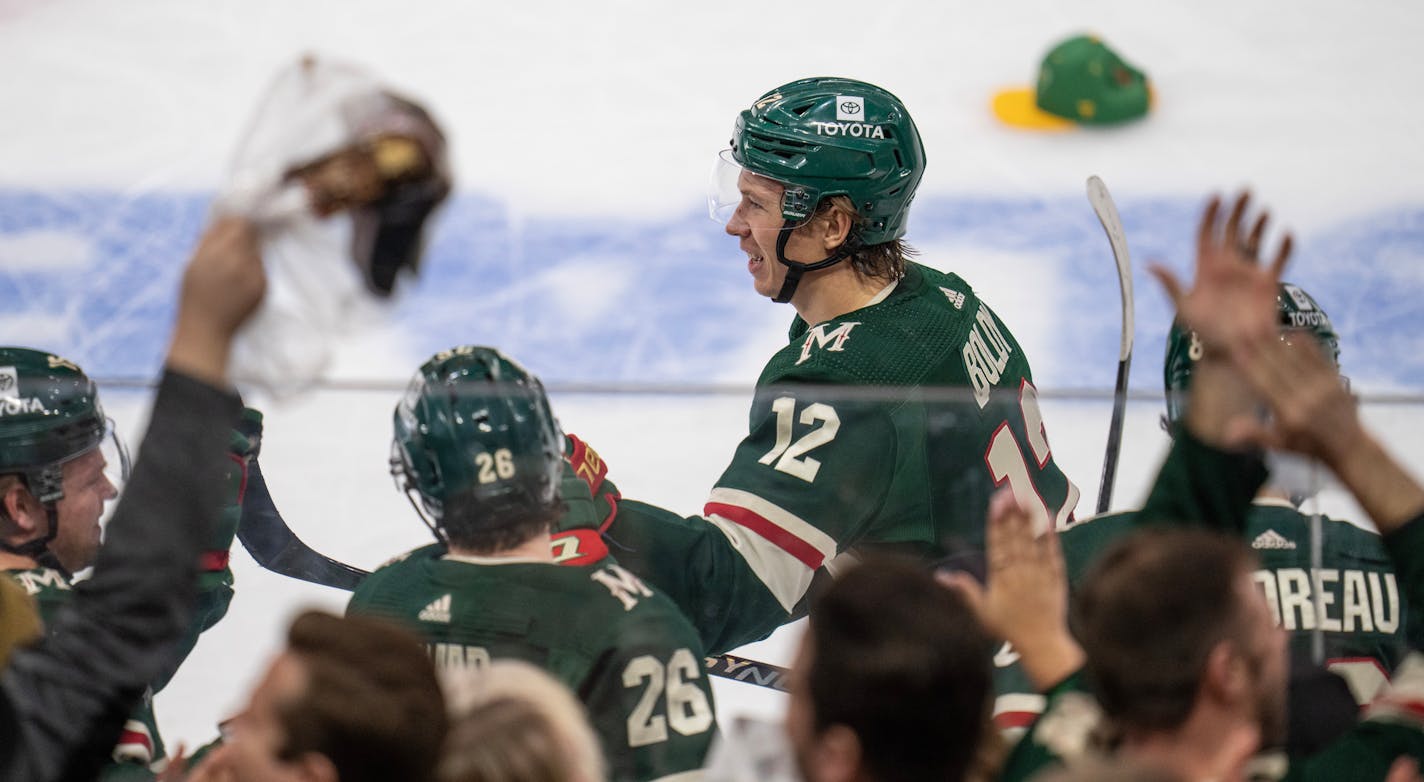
[608,375,898,653]
[997,670,1102,782]
[1139,429,1268,533]
[578,621,716,782]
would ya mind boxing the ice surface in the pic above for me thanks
[2,0,1422,751]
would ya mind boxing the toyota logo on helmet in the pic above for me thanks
[839,101,861,115]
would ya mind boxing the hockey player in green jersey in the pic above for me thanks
[0,347,254,780]
[991,283,1406,737]
[980,191,1424,781]
[575,76,1079,653]
[347,345,716,782]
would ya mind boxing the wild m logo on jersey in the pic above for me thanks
[797,322,860,366]
[961,304,1013,408]
[591,563,653,611]
[12,569,70,595]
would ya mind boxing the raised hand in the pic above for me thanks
[167,217,266,386]
[1150,191,1292,361]
[940,489,1082,691]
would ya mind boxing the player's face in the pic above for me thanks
[723,170,834,301]
[51,448,117,572]
[197,652,314,781]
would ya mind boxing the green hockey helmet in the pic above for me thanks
[1163,282,1341,429]
[390,346,564,542]
[720,76,926,245]
[0,347,111,504]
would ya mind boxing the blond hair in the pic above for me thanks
[439,660,606,782]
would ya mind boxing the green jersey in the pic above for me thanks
[1001,435,1424,781]
[992,500,1407,732]
[347,544,716,782]
[0,416,251,779]
[6,556,234,779]
[609,262,1080,652]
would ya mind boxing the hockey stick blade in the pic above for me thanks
[237,459,371,591]
[1087,176,1135,514]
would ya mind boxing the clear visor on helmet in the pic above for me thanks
[707,149,808,227]
[100,417,131,490]
[708,149,745,222]
[88,417,130,529]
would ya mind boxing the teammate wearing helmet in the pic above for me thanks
[575,77,1079,653]
[346,345,715,782]
[991,282,1405,755]
[0,347,257,777]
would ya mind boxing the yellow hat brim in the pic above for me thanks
[991,88,1077,132]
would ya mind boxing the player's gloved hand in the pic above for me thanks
[208,407,263,576]
[561,434,620,532]
[550,434,621,565]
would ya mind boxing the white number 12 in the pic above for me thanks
[759,397,840,483]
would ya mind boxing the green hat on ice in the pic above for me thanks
[993,34,1152,131]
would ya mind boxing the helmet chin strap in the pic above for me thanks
[771,221,853,304]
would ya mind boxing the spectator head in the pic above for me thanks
[786,556,993,782]
[206,610,447,782]
[438,659,605,782]
[390,346,565,555]
[0,347,122,575]
[1074,528,1288,747]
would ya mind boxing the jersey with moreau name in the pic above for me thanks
[991,501,1408,735]
[346,544,716,782]
[610,261,1080,653]
[999,433,1424,782]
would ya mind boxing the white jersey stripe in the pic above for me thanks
[704,513,817,612]
[706,487,838,561]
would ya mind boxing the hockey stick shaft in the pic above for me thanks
[237,467,790,690]
[1087,176,1135,514]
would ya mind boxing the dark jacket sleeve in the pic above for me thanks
[0,370,240,782]
[1138,429,1269,534]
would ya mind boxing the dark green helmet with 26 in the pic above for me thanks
[0,347,111,505]
[727,76,926,244]
[390,346,564,545]
[1163,282,1341,429]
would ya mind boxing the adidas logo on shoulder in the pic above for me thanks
[1251,529,1297,550]
[418,594,452,623]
